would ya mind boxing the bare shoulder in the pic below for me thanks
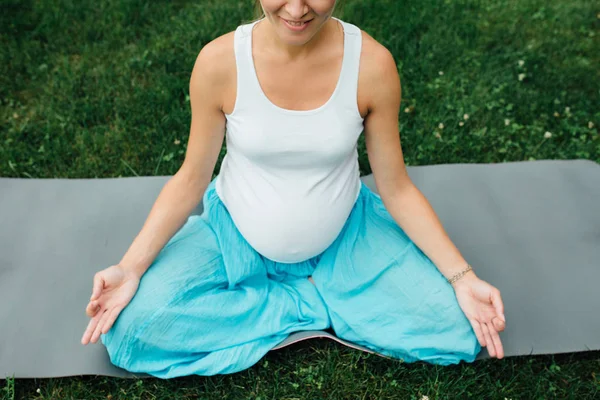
[357,29,401,115]
[190,30,237,113]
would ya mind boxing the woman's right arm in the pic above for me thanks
[81,38,234,345]
[118,39,229,279]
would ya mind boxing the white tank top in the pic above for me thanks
[215,17,364,263]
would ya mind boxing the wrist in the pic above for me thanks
[118,260,146,280]
[450,269,478,289]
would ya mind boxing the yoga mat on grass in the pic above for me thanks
[1,159,599,379]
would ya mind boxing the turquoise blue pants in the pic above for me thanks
[101,178,481,378]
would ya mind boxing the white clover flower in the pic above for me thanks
[518,60,525,67]
[518,73,526,81]
[438,123,444,129]
[565,107,570,113]
[434,132,442,139]
[438,71,444,75]
[463,113,469,120]
[505,119,511,126]
[421,396,430,400]
[404,107,411,113]
[174,139,181,145]
[589,121,594,128]
[544,131,552,139]
[36,388,41,393]
[459,121,464,126]
[553,112,560,117]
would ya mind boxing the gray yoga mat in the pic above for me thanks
[1,159,599,379]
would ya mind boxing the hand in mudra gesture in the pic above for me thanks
[81,264,140,345]
[453,272,506,359]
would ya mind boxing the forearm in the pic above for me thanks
[119,171,207,279]
[382,184,477,287]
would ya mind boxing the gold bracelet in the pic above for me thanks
[447,264,473,284]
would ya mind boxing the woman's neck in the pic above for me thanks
[254,17,340,62]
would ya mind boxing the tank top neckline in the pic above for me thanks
[246,16,348,116]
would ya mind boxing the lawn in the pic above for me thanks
[1,0,599,398]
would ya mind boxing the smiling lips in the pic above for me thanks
[281,17,314,31]
[285,19,309,25]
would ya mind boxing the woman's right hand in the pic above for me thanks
[80,264,141,345]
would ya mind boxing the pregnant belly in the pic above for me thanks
[230,199,352,264]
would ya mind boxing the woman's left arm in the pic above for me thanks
[360,43,474,287]
[360,39,506,359]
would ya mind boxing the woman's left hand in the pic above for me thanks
[452,272,506,359]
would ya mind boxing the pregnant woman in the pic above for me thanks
[81,0,506,378]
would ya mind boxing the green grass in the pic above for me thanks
[1,0,599,398]
[2,348,600,399]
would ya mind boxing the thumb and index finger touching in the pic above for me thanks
[85,273,106,317]
[90,273,106,301]
[475,280,506,323]
[489,287,506,331]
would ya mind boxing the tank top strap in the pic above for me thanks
[333,18,363,115]
[230,20,262,114]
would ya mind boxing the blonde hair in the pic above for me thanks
[253,0,264,20]
[238,0,263,24]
